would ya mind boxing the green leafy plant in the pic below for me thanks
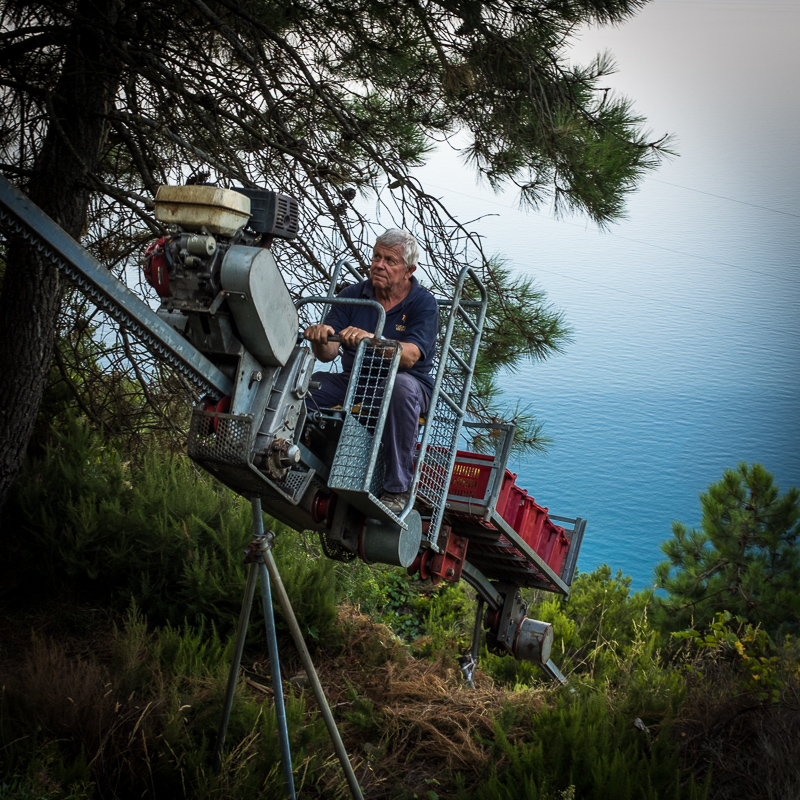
[654,463,800,637]
[675,611,800,704]
[467,690,709,800]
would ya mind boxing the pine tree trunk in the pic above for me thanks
[0,0,124,521]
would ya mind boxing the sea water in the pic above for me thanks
[413,1,800,588]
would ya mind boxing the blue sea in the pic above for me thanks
[413,1,800,589]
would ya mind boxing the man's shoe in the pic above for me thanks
[379,490,411,514]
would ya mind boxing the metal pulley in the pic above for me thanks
[485,584,554,667]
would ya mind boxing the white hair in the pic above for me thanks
[374,228,420,269]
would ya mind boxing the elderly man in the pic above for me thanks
[304,229,439,513]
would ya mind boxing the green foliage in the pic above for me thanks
[271,534,342,646]
[479,567,687,735]
[7,414,249,624]
[654,462,800,637]
[377,570,429,641]
[5,415,342,645]
[0,742,93,800]
[341,681,384,739]
[4,538,793,800]
[523,566,655,683]
[466,691,709,800]
[348,567,475,654]
[0,606,338,800]
[675,611,800,705]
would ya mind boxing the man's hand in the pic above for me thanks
[337,326,374,348]
[303,324,339,362]
[304,324,335,344]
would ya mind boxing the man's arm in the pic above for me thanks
[338,327,421,367]
[394,287,438,371]
[305,319,424,368]
[303,324,340,362]
[398,341,421,369]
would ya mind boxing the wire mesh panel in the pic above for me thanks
[328,413,374,491]
[327,340,401,520]
[188,407,313,504]
[413,269,487,546]
[189,409,255,466]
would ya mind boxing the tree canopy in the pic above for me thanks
[0,0,670,512]
[654,463,800,637]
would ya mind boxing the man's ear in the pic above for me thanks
[406,264,417,277]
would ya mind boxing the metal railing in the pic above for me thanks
[411,266,488,546]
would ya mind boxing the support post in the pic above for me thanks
[458,596,484,687]
[213,501,296,800]
[263,545,365,800]
[213,547,258,773]
[253,501,296,800]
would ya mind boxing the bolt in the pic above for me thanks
[446,568,455,577]
[251,370,262,382]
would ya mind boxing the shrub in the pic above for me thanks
[654,463,800,637]
[483,565,657,687]
[5,415,342,645]
[465,689,709,800]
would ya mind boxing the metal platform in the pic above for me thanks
[441,422,587,598]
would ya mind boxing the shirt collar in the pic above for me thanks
[361,275,418,304]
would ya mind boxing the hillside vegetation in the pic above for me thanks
[1,418,798,799]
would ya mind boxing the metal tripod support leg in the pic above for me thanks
[262,536,365,800]
[214,499,364,800]
[458,596,485,688]
[214,500,295,800]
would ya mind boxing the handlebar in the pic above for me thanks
[295,296,387,339]
[302,333,395,346]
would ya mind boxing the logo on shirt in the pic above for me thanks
[396,313,407,332]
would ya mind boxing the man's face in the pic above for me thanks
[370,243,412,293]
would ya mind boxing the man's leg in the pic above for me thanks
[381,372,430,495]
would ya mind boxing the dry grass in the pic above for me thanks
[674,666,800,800]
[311,606,547,798]
[6,635,162,796]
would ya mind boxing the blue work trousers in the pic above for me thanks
[307,371,430,493]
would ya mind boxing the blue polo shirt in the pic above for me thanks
[324,277,439,394]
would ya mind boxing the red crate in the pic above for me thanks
[536,519,570,574]
[514,496,548,550]
[494,470,517,517]
[446,450,570,577]
[447,451,495,500]
[448,452,523,523]
[545,526,570,576]
[499,483,527,526]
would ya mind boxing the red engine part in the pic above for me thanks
[311,491,338,526]
[202,395,231,433]
[411,526,468,584]
[143,236,171,298]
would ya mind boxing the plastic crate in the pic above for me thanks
[499,483,526,527]
[495,470,521,525]
[536,519,569,573]
[547,527,570,576]
[447,451,495,501]
[536,519,559,562]
[514,496,548,550]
